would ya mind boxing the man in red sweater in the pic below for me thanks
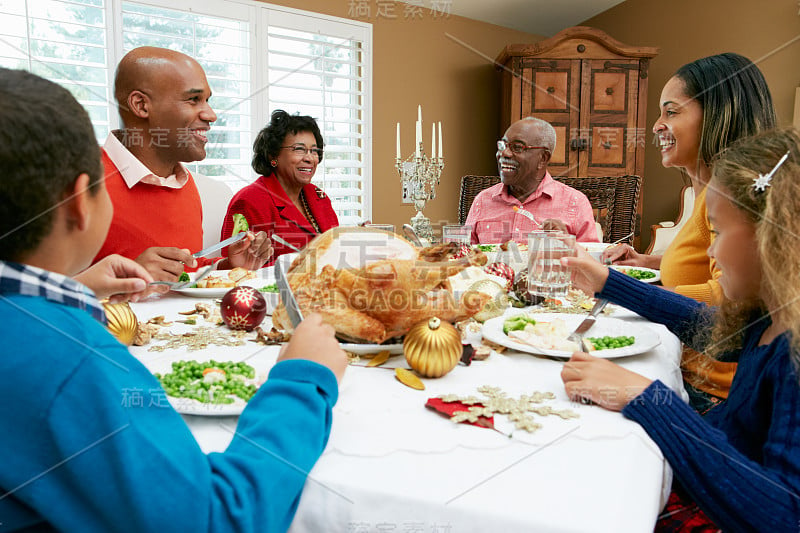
[93,47,272,281]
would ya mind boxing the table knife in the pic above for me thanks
[192,232,247,258]
[567,298,609,342]
[275,256,304,327]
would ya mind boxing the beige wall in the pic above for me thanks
[260,0,799,248]
[583,0,800,249]
[259,0,544,233]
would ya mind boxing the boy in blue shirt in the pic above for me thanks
[0,68,347,532]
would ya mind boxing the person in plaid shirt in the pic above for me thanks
[465,116,599,244]
[0,67,347,533]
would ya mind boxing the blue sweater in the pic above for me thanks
[0,294,338,532]
[600,270,800,531]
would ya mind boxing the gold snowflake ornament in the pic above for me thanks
[437,385,578,433]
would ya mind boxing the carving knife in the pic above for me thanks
[275,256,304,327]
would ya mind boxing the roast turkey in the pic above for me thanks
[272,226,490,343]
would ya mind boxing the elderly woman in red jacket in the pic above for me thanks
[221,110,339,262]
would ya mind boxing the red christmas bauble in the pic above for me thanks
[220,286,267,331]
[484,262,515,291]
[450,244,471,260]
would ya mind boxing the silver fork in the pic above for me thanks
[148,263,216,290]
[512,206,540,226]
[271,233,302,253]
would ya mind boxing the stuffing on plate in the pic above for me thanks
[195,267,255,288]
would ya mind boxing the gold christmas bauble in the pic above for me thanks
[467,279,509,322]
[404,317,462,378]
[103,301,139,346]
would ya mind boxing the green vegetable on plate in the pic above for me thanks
[258,283,279,293]
[586,336,635,350]
[623,269,656,280]
[231,213,249,237]
[155,360,258,404]
[503,315,537,335]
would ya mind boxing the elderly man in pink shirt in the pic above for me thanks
[465,117,599,244]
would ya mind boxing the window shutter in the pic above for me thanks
[120,2,253,188]
[0,0,112,140]
[265,11,371,225]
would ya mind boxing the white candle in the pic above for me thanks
[418,105,422,125]
[431,123,436,159]
[396,122,401,159]
[438,121,443,159]
[415,121,421,157]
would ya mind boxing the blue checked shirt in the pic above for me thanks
[0,261,106,324]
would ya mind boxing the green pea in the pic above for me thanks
[587,335,636,351]
[155,359,259,405]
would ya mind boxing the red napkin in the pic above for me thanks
[425,397,495,430]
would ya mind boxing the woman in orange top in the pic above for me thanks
[602,53,777,411]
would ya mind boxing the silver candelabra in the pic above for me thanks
[396,143,444,243]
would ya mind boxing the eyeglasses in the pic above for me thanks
[282,144,323,159]
[497,139,549,154]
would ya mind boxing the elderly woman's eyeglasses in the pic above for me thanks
[497,139,549,154]
[282,144,323,158]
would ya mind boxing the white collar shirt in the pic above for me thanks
[103,131,190,189]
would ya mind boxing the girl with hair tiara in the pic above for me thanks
[561,127,800,531]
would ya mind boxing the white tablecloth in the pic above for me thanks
[130,291,686,533]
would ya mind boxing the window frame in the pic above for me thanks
[1,0,373,221]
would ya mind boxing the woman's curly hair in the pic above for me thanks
[252,110,324,176]
[704,128,800,367]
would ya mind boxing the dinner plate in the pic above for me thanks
[173,269,274,298]
[169,396,247,416]
[482,311,660,359]
[610,265,661,284]
[153,358,266,417]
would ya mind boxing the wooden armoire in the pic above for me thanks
[496,27,658,243]
[496,26,658,177]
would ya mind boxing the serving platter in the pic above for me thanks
[339,342,405,355]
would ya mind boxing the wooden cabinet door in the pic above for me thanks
[517,59,580,176]
[581,59,642,177]
[514,58,642,177]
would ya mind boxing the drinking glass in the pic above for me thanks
[527,231,576,299]
[442,224,472,244]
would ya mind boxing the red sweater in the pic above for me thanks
[221,175,339,262]
[93,150,204,265]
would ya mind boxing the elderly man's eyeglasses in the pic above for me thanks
[497,139,549,154]
[282,144,323,158]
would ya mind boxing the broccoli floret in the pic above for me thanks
[502,315,536,335]
[178,272,190,282]
[231,213,249,236]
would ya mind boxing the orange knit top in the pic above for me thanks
[660,187,723,305]
[93,151,204,265]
